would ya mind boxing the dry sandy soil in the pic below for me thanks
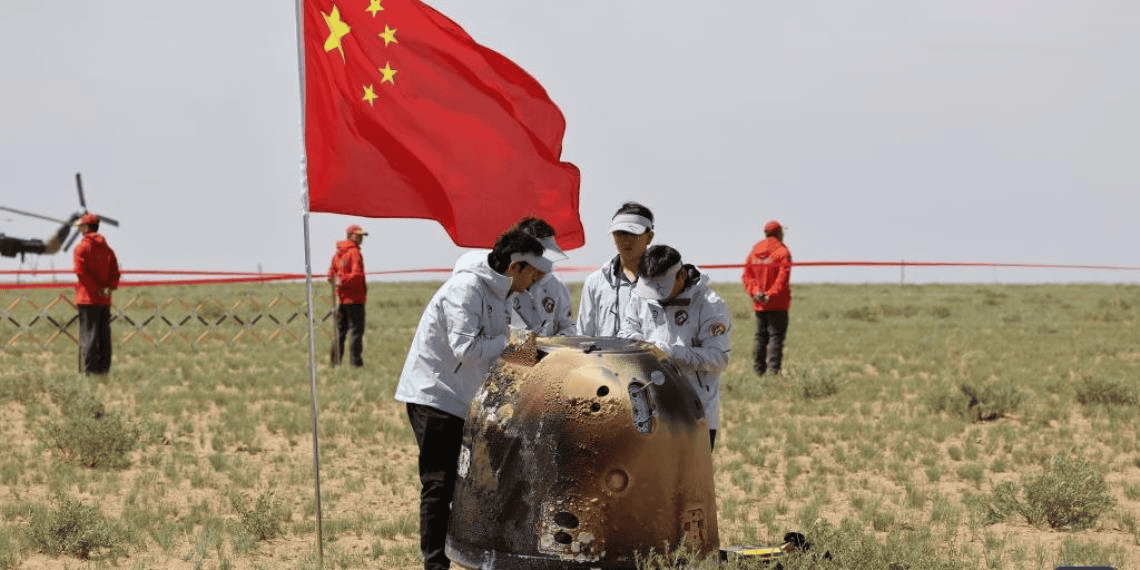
[5,392,1139,569]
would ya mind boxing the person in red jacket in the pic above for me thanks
[73,213,121,375]
[742,220,792,376]
[328,224,368,367]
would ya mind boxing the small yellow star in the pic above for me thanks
[362,84,378,106]
[366,0,384,17]
[378,25,398,47]
[322,5,352,62]
[379,61,397,84]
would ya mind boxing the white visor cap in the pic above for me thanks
[634,261,683,301]
[510,252,553,274]
[538,236,568,262]
[609,214,653,235]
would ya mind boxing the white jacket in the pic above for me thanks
[453,250,575,337]
[396,255,512,418]
[576,255,638,337]
[511,273,575,336]
[618,269,732,429]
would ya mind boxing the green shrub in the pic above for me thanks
[770,518,967,570]
[959,383,1024,421]
[633,541,717,570]
[45,381,105,419]
[965,481,1021,525]
[1075,376,1138,407]
[0,527,19,569]
[1057,536,1127,568]
[0,372,46,405]
[842,306,880,322]
[230,490,288,541]
[924,382,1023,422]
[795,367,841,400]
[956,464,986,487]
[40,402,141,469]
[1020,454,1115,531]
[24,493,123,560]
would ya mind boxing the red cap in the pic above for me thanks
[346,224,368,236]
[764,220,783,234]
[75,213,100,226]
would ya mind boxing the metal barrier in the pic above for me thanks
[2,291,336,351]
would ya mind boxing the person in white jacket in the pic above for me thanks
[577,202,655,337]
[619,244,732,449]
[452,217,575,337]
[395,228,550,570]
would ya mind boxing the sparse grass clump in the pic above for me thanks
[0,527,20,569]
[633,541,719,570]
[1020,454,1115,530]
[923,381,1023,422]
[24,493,124,560]
[39,387,141,470]
[1075,375,1138,407]
[792,366,841,400]
[965,481,1021,525]
[967,454,1115,531]
[230,490,288,541]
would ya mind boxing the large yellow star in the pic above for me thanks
[366,0,384,17]
[362,84,378,106]
[322,5,352,62]
[378,25,398,47]
[379,61,397,84]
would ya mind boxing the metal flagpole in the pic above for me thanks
[301,210,324,565]
[293,0,324,564]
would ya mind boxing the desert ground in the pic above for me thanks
[1,281,1138,569]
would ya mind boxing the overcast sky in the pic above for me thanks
[2,1,1138,284]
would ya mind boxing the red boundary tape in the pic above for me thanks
[3,261,1138,291]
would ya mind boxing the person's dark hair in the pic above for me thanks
[508,216,555,240]
[488,229,544,274]
[638,245,681,279]
[613,202,654,226]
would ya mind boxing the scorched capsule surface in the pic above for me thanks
[446,336,719,569]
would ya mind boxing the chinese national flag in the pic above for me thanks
[303,0,584,249]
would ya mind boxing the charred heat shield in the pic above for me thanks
[447,336,720,569]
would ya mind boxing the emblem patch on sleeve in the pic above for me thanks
[709,322,727,336]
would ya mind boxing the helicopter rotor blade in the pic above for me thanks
[75,172,88,211]
[0,205,71,225]
[63,229,82,252]
[97,215,120,227]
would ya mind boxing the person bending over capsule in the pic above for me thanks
[619,244,731,449]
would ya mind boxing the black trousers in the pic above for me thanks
[78,305,112,375]
[753,310,789,375]
[333,303,365,367]
[406,403,465,570]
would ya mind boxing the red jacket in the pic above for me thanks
[328,240,367,304]
[73,232,120,306]
[742,237,791,312]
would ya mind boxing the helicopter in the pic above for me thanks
[0,173,119,261]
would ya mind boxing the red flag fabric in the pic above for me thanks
[303,0,584,249]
